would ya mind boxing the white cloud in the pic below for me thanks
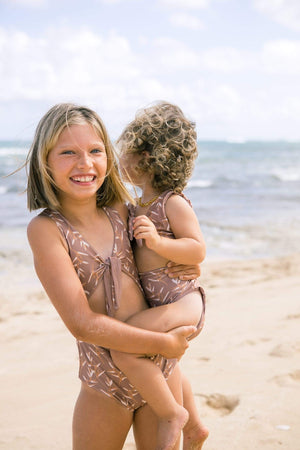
[170,13,204,29]
[195,40,300,75]
[201,47,255,72]
[147,38,199,72]
[159,0,210,9]
[261,39,300,74]
[193,82,242,122]
[1,20,300,140]
[117,79,243,138]
[254,0,300,31]
[0,27,140,102]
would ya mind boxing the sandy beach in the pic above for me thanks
[0,230,300,449]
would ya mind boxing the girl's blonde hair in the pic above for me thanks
[117,101,198,193]
[27,103,132,211]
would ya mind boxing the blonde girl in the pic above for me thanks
[26,103,198,450]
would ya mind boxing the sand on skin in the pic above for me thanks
[0,238,300,449]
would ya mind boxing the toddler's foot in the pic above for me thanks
[183,421,209,450]
[156,406,189,450]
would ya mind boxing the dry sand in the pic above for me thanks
[1,236,299,449]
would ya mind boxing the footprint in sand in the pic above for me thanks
[196,356,210,362]
[269,342,300,357]
[243,337,271,346]
[271,370,300,387]
[285,313,300,320]
[196,393,240,415]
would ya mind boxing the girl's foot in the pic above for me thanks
[183,421,209,449]
[156,406,189,450]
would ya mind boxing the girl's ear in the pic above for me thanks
[142,150,150,158]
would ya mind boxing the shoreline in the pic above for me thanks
[0,248,300,449]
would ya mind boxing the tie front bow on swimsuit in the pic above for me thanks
[102,256,122,316]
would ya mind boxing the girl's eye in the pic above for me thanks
[61,150,74,155]
[91,148,105,154]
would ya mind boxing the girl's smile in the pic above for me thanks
[70,174,97,185]
[47,123,107,202]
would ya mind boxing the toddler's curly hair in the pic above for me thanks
[117,101,198,193]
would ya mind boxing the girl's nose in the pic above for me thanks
[77,152,93,169]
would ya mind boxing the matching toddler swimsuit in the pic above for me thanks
[41,191,205,411]
[128,190,205,333]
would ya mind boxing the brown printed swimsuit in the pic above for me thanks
[41,206,175,411]
[128,190,206,334]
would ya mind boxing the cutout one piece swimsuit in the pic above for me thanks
[41,206,175,411]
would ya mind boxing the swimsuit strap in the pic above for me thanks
[40,208,108,299]
[127,203,136,242]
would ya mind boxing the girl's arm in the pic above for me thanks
[133,195,206,265]
[27,215,195,359]
[165,261,201,280]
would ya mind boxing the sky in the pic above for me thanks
[0,0,300,141]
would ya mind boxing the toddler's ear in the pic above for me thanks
[142,151,150,158]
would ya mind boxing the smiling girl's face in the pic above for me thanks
[47,123,107,204]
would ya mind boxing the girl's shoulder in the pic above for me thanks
[27,210,65,250]
[27,209,55,232]
[28,209,69,234]
[165,191,192,210]
[164,192,194,227]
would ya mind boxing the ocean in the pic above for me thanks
[1,140,300,260]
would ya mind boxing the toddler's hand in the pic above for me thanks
[133,215,161,250]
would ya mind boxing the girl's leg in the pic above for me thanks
[133,364,184,450]
[111,349,188,450]
[134,404,158,450]
[181,373,209,450]
[72,383,133,450]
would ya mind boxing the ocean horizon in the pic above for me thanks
[1,139,300,260]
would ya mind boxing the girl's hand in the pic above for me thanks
[162,325,197,359]
[133,215,161,250]
[164,261,201,280]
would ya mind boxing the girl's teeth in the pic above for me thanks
[73,176,94,182]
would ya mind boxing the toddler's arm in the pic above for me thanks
[133,195,205,265]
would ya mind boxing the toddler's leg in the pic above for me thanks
[111,350,188,450]
[126,293,202,334]
[181,373,209,449]
[133,364,184,450]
